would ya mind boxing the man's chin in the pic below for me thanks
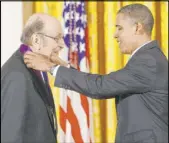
[120,48,130,55]
[120,48,126,54]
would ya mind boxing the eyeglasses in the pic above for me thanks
[37,33,63,43]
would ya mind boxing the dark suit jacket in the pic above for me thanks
[55,40,168,143]
[1,50,57,143]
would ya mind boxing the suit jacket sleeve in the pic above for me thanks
[1,72,28,143]
[54,54,156,99]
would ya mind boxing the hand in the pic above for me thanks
[24,51,56,72]
[50,48,69,67]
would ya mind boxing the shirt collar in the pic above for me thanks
[130,40,152,58]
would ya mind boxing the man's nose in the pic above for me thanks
[113,32,118,39]
[57,38,66,50]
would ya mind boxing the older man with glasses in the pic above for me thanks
[1,13,64,143]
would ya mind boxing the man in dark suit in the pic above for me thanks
[1,13,65,143]
[24,4,168,143]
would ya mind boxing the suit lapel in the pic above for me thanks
[28,66,57,137]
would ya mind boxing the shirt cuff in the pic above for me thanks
[52,64,70,77]
[52,65,60,76]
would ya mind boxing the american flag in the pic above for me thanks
[58,1,94,143]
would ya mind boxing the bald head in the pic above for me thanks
[20,13,61,45]
[21,13,64,57]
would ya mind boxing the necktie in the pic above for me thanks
[41,72,57,134]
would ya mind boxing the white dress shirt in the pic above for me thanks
[40,71,45,82]
[52,66,60,76]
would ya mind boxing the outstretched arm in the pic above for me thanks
[23,51,156,99]
[54,55,156,99]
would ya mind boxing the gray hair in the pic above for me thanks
[117,3,154,35]
[20,17,44,45]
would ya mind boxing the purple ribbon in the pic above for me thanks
[19,44,51,88]
[19,44,32,54]
[19,44,52,95]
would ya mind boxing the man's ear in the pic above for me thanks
[31,33,41,51]
[135,22,144,35]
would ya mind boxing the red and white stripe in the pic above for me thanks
[58,2,94,142]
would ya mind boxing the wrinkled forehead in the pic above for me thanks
[43,17,63,37]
